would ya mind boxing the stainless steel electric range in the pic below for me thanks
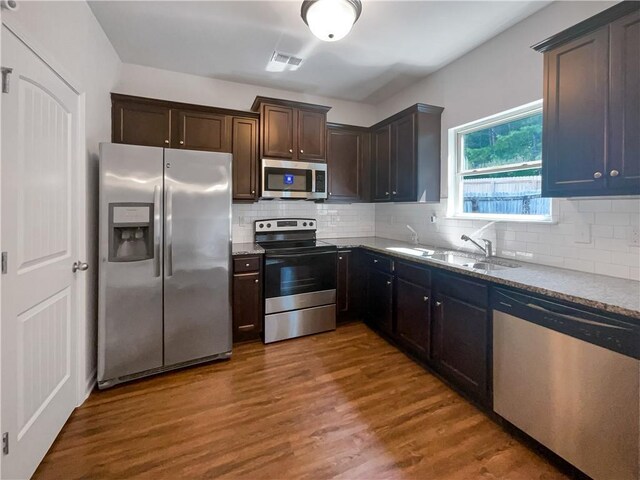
[255,218,337,343]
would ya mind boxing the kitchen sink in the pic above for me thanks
[386,247,435,257]
[384,247,521,271]
[428,251,521,271]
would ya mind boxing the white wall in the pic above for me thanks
[2,1,121,398]
[373,1,640,281]
[115,63,376,126]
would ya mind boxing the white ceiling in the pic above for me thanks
[89,0,551,104]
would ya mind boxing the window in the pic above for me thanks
[448,100,552,222]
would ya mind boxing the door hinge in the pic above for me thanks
[2,432,8,455]
[1,67,13,94]
[1,252,7,274]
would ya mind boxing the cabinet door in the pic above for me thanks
[232,272,263,342]
[373,125,392,201]
[263,105,294,159]
[391,114,417,202]
[177,110,230,152]
[396,277,430,358]
[366,268,394,334]
[433,293,488,403]
[112,100,171,147]
[609,11,640,194]
[542,27,609,196]
[298,109,326,161]
[232,117,258,201]
[327,127,362,201]
[337,251,351,321]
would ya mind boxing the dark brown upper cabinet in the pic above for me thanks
[298,109,326,160]
[371,104,443,203]
[112,98,171,147]
[609,9,639,192]
[175,110,230,152]
[111,94,259,202]
[261,104,295,159]
[326,123,370,202]
[373,125,392,201]
[232,117,259,201]
[533,2,640,197]
[252,96,331,162]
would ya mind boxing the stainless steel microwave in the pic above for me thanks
[261,159,327,200]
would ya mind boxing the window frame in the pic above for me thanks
[447,100,555,223]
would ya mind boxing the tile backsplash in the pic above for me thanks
[375,197,640,281]
[232,197,639,281]
[232,201,375,243]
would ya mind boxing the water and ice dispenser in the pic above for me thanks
[109,203,154,262]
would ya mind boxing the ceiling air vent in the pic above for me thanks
[270,51,303,68]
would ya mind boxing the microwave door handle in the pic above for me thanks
[311,169,316,194]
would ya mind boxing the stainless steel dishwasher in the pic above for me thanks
[492,288,639,480]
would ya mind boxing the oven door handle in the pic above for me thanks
[266,251,336,259]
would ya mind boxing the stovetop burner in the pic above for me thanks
[254,218,336,253]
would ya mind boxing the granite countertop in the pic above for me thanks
[232,242,265,256]
[322,236,640,320]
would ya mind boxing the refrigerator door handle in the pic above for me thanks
[166,185,173,277]
[153,185,161,277]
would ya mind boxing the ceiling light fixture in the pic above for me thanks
[301,0,362,42]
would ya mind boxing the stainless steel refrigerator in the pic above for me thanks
[98,143,232,388]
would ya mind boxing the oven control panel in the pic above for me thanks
[255,218,316,232]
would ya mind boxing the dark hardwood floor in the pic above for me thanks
[34,323,567,479]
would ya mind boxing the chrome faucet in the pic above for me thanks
[461,234,493,258]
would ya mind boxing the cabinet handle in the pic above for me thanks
[386,280,392,286]
[245,263,250,267]
[373,259,378,263]
[593,171,603,179]
[254,279,259,284]
[300,149,304,154]
[251,190,255,194]
[339,256,343,260]
[423,296,429,302]
[289,148,293,153]
[385,191,389,195]
[435,301,442,307]
[179,140,184,145]
[164,139,169,144]
[392,191,397,195]
[610,170,619,177]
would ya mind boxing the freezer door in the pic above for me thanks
[163,149,232,365]
[98,143,164,384]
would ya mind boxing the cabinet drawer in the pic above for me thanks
[395,261,430,287]
[436,272,488,307]
[234,256,261,273]
[363,251,393,273]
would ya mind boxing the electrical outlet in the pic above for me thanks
[630,226,640,247]
[574,223,591,244]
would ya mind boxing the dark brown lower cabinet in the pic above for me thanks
[432,273,490,404]
[366,268,394,335]
[337,250,356,322]
[395,277,431,359]
[232,255,263,343]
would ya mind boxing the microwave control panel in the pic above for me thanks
[315,171,326,193]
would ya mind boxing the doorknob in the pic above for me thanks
[72,261,89,273]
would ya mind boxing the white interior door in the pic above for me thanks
[1,26,80,480]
